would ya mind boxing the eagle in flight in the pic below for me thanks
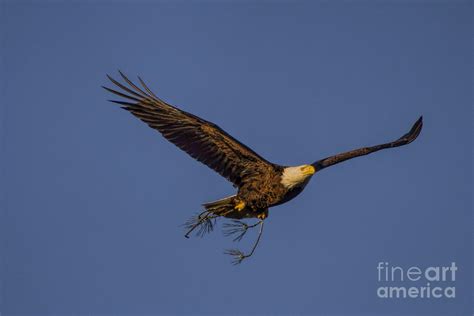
[103,71,423,264]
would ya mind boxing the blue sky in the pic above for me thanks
[1,1,472,315]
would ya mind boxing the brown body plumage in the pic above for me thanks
[103,71,423,264]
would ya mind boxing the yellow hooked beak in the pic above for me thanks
[301,165,316,176]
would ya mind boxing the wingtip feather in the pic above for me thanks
[404,115,423,143]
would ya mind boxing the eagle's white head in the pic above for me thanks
[280,164,316,189]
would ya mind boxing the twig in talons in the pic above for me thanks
[224,249,246,265]
[223,220,260,242]
[183,211,218,238]
[224,220,264,264]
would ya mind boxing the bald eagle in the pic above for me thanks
[103,72,423,264]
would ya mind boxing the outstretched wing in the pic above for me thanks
[312,116,423,171]
[103,71,275,187]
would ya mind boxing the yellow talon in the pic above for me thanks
[234,201,246,211]
[257,212,267,220]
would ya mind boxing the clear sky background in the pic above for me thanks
[1,1,472,315]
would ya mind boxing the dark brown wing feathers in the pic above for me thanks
[312,116,423,171]
[103,72,274,186]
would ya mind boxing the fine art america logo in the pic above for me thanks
[377,262,457,299]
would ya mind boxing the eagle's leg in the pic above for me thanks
[224,219,265,265]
